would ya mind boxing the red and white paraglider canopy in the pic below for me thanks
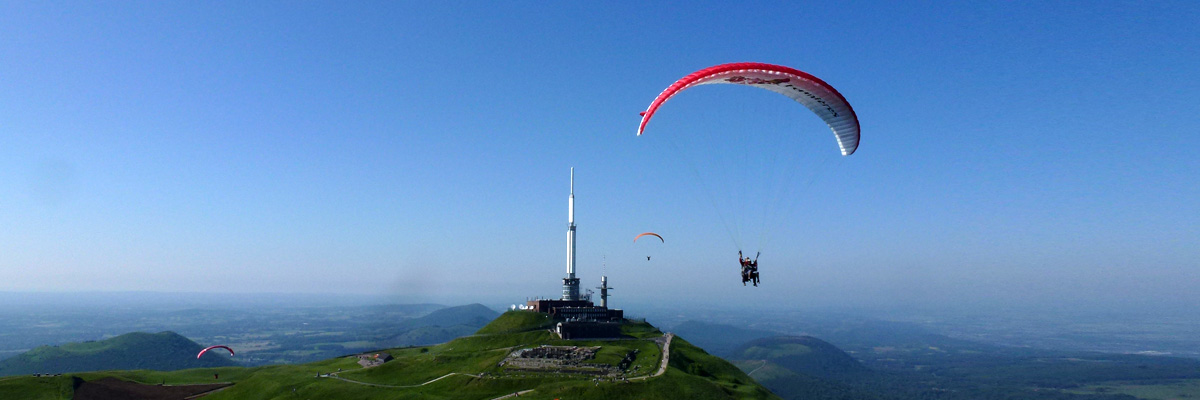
[638,62,860,156]
[197,345,234,359]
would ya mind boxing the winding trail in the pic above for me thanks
[183,385,232,400]
[630,333,673,381]
[744,359,769,377]
[321,372,479,388]
[489,389,536,399]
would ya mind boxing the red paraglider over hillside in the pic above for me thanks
[197,345,234,359]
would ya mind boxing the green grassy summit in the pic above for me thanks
[0,312,781,399]
[475,310,556,334]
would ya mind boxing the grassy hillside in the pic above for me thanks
[0,374,75,400]
[0,332,236,377]
[0,311,781,400]
[732,336,870,380]
[733,360,873,400]
[475,310,554,334]
[726,336,880,400]
[398,303,499,330]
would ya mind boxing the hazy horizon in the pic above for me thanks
[4,290,1199,362]
[2,289,1195,321]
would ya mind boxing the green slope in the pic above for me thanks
[475,310,554,334]
[734,360,875,400]
[728,335,883,400]
[732,336,870,381]
[372,303,500,348]
[0,375,76,400]
[0,331,236,377]
[0,311,781,399]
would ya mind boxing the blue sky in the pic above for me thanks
[2,1,1197,312]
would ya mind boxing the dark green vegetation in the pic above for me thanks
[734,336,870,381]
[1067,378,1200,399]
[0,374,75,400]
[722,329,1200,400]
[0,332,235,377]
[0,312,780,399]
[730,335,885,400]
[673,320,777,357]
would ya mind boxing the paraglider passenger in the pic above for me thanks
[739,251,752,285]
[734,251,763,286]
[750,252,760,286]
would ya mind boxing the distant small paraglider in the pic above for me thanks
[634,232,664,261]
[633,232,664,243]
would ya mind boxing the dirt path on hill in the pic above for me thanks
[630,332,673,381]
[744,359,769,377]
[490,389,535,399]
[320,371,479,388]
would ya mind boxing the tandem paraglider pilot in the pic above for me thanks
[739,251,760,287]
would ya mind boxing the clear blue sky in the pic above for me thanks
[2,1,1197,313]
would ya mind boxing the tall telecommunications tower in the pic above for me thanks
[562,168,581,301]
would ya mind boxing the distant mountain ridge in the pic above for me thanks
[672,320,780,357]
[732,335,870,381]
[380,303,499,348]
[398,303,497,329]
[0,331,236,377]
